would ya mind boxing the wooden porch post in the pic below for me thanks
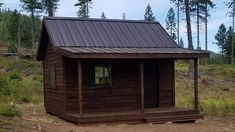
[78,60,83,116]
[140,61,144,113]
[194,58,198,110]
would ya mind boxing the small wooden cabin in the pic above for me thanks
[37,17,209,124]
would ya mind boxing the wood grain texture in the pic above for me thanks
[158,59,174,107]
[43,42,65,114]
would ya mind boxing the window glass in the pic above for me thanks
[95,65,112,85]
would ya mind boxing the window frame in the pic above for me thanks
[49,64,56,89]
[94,64,112,87]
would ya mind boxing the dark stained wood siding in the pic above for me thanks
[64,58,79,112]
[82,60,140,113]
[158,60,174,107]
[43,42,65,114]
[144,61,158,108]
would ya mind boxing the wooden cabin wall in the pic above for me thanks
[158,60,174,107]
[64,58,79,113]
[82,61,139,113]
[43,43,65,115]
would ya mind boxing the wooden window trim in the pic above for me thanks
[49,64,56,89]
[94,64,112,87]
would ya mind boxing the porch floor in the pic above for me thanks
[65,107,203,124]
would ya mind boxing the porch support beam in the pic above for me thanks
[194,58,198,110]
[140,61,144,113]
[78,60,83,116]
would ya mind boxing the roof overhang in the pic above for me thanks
[55,47,209,59]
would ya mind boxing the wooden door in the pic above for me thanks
[144,61,158,108]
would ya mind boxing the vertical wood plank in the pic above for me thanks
[172,60,175,107]
[63,57,67,113]
[140,61,144,113]
[194,58,198,110]
[78,60,83,116]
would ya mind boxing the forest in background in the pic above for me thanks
[0,9,41,50]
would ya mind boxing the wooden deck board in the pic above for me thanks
[65,107,203,124]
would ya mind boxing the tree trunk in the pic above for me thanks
[48,0,53,16]
[205,2,208,64]
[31,12,35,49]
[232,0,234,65]
[18,22,21,49]
[177,0,180,45]
[185,0,194,79]
[197,1,200,50]
[86,1,89,17]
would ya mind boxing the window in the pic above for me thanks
[49,65,56,88]
[95,65,112,86]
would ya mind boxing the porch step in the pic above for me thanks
[144,114,204,124]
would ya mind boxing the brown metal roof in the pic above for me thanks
[44,17,177,48]
[37,17,209,60]
[55,47,209,59]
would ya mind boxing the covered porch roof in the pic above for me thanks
[56,47,209,59]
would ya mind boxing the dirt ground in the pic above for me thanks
[0,104,235,132]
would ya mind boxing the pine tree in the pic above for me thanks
[225,0,235,64]
[144,4,156,21]
[74,0,92,18]
[20,0,43,49]
[170,0,184,45]
[185,0,194,79]
[7,9,19,46]
[225,27,234,64]
[0,1,3,7]
[166,8,177,42]
[42,0,60,16]
[201,0,215,52]
[179,38,184,48]
[214,24,227,63]
[101,12,106,19]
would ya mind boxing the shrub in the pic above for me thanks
[8,44,17,53]
[0,75,11,96]
[9,72,22,80]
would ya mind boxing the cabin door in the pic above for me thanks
[144,61,158,108]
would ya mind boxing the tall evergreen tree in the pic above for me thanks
[7,9,19,46]
[185,0,194,79]
[144,4,156,21]
[214,24,227,62]
[225,0,235,64]
[191,0,205,50]
[201,0,215,52]
[74,0,92,18]
[101,12,106,19]
[166,8,177,42]
[225,26,235,64]
[20,0,43,49]
[42,0,60,16]
[0,1,3,7]
[191,0,215,52]
[179,37,184,48]
[170,0,184,45]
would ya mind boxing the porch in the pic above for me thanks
[65,107,203,124]
[62,58,201,124]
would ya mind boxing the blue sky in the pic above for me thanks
[2,0,231,53]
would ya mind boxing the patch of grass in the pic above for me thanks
[0,103,20,117]
[175,61,235,116]
[199,98,235,116]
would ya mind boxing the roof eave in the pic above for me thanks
[57,52,209,59]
